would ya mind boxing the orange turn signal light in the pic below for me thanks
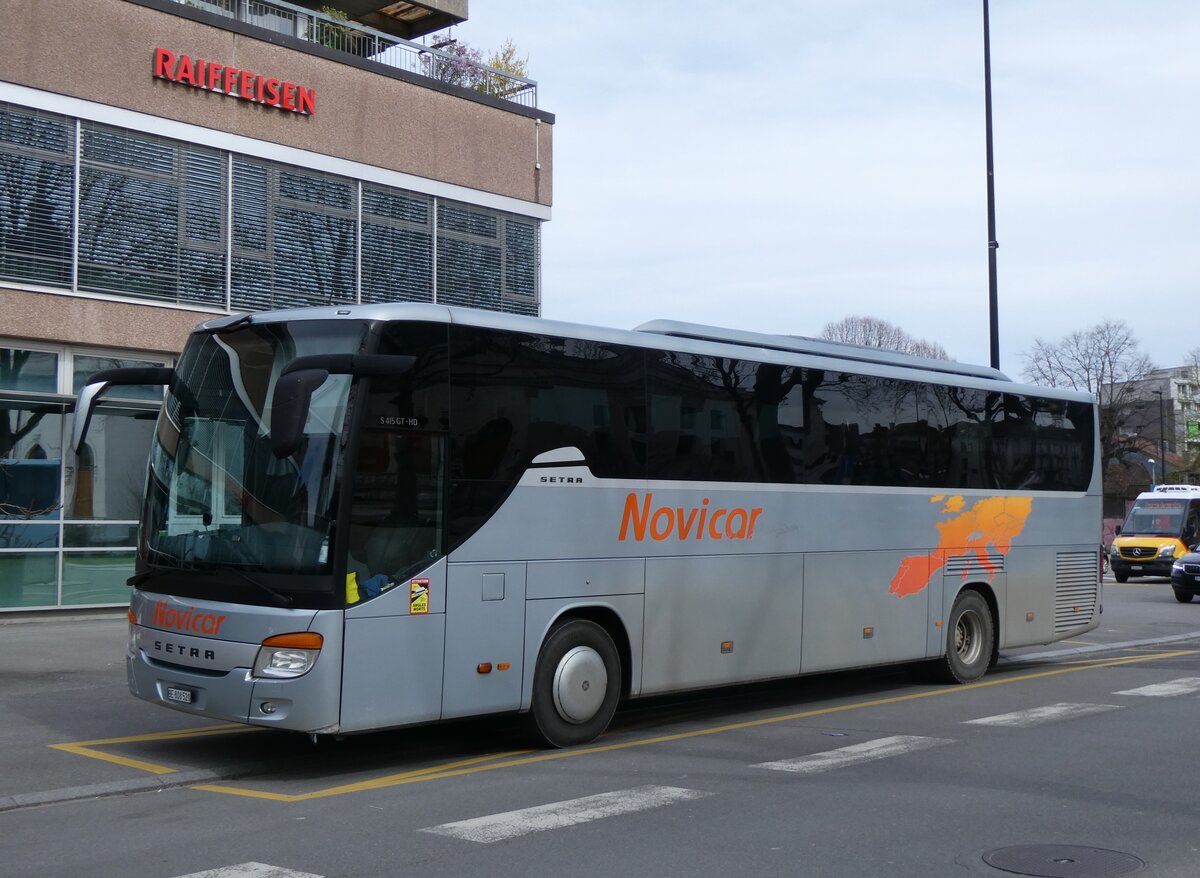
[477,662,493,674]
[127,608,137,624]
[261,632,324,650]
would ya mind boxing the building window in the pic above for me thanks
[361,186,433,304]
[232,158,357,310]
[2,101,542,317]
[0,343,165,610]
[438,201,539,316]
[0,105,74,289]
[78,122,227,306]
[0,346,58,393]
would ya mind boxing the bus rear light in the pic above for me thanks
[253,632,323,679]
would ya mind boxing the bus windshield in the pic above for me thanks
[142,320,366,580]
[1121,499,1186,538]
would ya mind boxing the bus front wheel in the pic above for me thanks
[528,619,621,748]
[934,590,993,684]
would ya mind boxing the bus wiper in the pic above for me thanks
[128,569,169,588]
[226,566,293,608]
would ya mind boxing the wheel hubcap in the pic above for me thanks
[552,646,607,724]
[955,608,984,666]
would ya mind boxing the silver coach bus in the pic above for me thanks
[73,305,1102,747]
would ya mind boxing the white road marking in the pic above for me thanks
[1114,677,1200,697]
[172,865,323,878]
[420,785,712,843]
[965,702,1121,728]
[753,735,953,774]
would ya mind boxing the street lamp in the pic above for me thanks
[1153,389,1167,484]
[982,0,1000,370]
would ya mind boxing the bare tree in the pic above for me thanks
[819,316,950,360]
[1021,319,1154,466]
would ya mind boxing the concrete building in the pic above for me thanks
[0,0,553,610]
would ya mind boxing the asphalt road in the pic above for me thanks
[3,575,1200,878]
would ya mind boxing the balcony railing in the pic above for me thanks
[172,0,538,107]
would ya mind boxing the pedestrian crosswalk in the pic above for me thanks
[416,676,1200,844]
[420,785,712,843]
[964,702,1122,728]
[1113,677,1200,697]
[753,735,953,774]
[173,865,323,878]
[172,675,1200,870]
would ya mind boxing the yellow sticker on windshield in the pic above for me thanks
[410,579,429,615]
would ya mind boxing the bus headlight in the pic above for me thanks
[252,632,323,679]
[1159,546,1177,559]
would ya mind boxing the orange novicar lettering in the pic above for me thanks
[618,492,763,543]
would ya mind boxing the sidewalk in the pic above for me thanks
[0,613,223,809]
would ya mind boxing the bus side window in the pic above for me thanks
[348,431,445,593]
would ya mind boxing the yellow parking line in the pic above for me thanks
[193,648,1198,802]
[49,723,259,775]
[48,742,179,775]
[193,750,537,802]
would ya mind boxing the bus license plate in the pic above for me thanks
[165,686,193,704]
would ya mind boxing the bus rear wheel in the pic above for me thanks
[933,590,993,684]
[528,619,621,748]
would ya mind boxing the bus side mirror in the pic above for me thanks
[270,369,330,459]
[72,367,174,454]
[269,353,416,459]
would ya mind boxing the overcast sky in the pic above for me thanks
[454,1,1198,378]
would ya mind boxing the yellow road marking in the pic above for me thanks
[48,724,259,775]
[190,649,1196,802]
[50,650,1197,800]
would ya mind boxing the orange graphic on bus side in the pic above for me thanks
[890,495,1033,598]
[618,492,764,542]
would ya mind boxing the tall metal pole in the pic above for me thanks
[983,0,1000,370]
[1155,389,1167,483]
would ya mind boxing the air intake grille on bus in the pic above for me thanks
[1055,551,1099,634]
[944,554,1006,577]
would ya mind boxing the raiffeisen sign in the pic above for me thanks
[153,47,316,115]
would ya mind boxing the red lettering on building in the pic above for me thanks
[152,47,315,116]
[154,47,175,79]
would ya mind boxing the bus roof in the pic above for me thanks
[198,304,1091,398]
[633,319,1011,382]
